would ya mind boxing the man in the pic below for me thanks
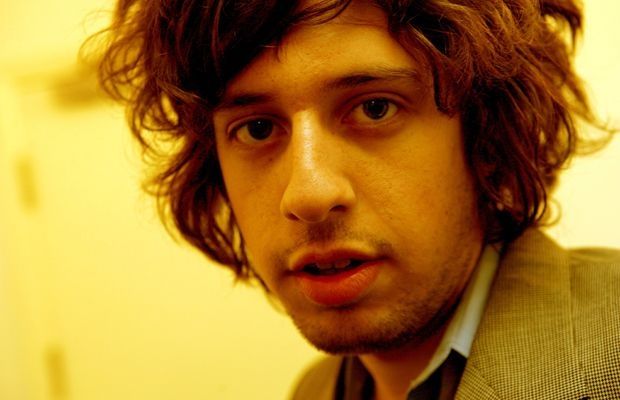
[91,0,619,398]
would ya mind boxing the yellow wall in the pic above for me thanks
[0,1,618,400]
[545,1,620,247]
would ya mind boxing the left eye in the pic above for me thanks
[241,119,273,141]
[230,118,280,145]
[349,98,398,123]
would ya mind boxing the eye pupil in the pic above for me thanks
[247,119,273,140]
[363,99,389,120]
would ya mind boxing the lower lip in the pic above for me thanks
[294,261,382,307]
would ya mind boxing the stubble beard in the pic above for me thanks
[269,218,481,355]
[286,280,461,355]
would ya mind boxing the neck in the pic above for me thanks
[359,323,449,400]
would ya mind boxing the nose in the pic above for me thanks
[279,117,356,223]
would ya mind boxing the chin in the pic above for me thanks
[304,328,423,355]
[290,302,452,355]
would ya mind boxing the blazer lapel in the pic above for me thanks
[456,230,589,399]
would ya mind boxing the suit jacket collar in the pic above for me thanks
[456,229,589,399]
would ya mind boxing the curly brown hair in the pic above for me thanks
[87,0,609,281]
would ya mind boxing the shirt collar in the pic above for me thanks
[407,244,500,389]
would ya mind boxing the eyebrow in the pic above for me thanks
[324,67,423,91]
[215,66,425,111]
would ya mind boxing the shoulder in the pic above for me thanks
[501,229,620,279]
[567,245,620,300]
[504,229,620,301]
[568,246,620,268]
[566,246,620,395]
[467,231,620,396]
[564,243,620,308]
[289,356,343,400]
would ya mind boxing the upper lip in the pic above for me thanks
[289,247,378,273]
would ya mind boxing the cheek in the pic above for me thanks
[228,185,273,244]
[365,124,478,235]
[218,160,282,259]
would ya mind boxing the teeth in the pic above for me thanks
[315,263,333,271]
[313,259,352,271]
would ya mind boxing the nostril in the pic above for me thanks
[281,195,354,223]
[330,204,348,213]
[280,185,346,223]
[283,209,301,221]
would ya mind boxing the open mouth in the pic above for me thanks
[302,259,365,276]
[294,256,382,306]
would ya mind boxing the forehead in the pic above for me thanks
[219,1,429,104]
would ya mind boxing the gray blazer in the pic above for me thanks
[290,229,620,399]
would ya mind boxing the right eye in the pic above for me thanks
[232,118,277,145]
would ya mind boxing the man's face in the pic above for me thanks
[214,1,484,354]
